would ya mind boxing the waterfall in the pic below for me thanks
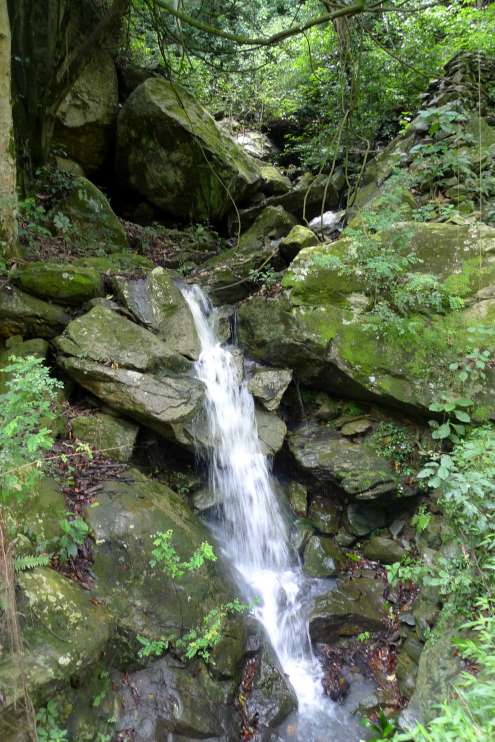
[182,285,356,738]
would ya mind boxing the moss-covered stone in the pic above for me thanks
[86,469,245,674]
[12,262,104,306]
[287,481,308,517]
[0,336,49,393]
[54,49,118,176]
[116,78,261,221]
[362,536,406,564]
[14,477,66,551]
[240,222,495,418]
[259,164,291,195]
[111,267,200,359]
[308,496,341,535]
[71,413,138,462]
[74,252,153,274]
[0,568,110,719]
[303,535,346,578]
[0,285,70,339]
[55,306,203,445]
[55,177,128,253]
[280,224,318,262]
[309,570,390,642]
[288,422,405,500]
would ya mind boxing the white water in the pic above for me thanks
[182,285,342,735]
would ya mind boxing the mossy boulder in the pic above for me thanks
[71,413,138,462]
[197,206,296,302]
[55,306,203,445]
[280,224,318,262]
[400,609,464,729]
[259,164,291,195]
[0,568,110,728]
[240,222,495,418]
[307,496,341,535]
[362,536,406,564]
[13,477,66,551]
[0,285,70,339]
[74,252,153,274]
[309,571,390,642]
[55,177,128,253]
[111,268,200,359]
[55,49,118,175]
[303,535,346,578]
[255,407,287,456]
[112,656,240,740]
[0,336,49,393]
[287,481,308,517]
[288,422,407,500]
[116,78,261,221]
[86,470,245,675]
[12,262,104,306]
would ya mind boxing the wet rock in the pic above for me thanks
[55,49,118,175]
[255,407,287,456]
[247,364,292,411]
[303,535,346,578]
[71,413,138,462]
[346,502,388,537]
[198,206,296,303]
[309,572,390,642]
[339,417,373,437]
[288,422,402,500]
[116,78,261,221]
[86,469,245,676]
[0,284,70,339]
[113,656,239,741]
[56,306,203,446]
[12,262,104,306]
[308,495,341,535]
[362,536,406,564]
[0,568,110,729]
[244,637,297,733]
[400,609,464,728]
[111,268,200,359]
[279,224,318,262]
[55,177,128,252]
[286,481,308,517]
[396,651,418,700]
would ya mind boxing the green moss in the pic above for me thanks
[12,262,104,306]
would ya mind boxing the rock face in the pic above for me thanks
[55,49,118,175]
[55,305,203,445]
[55,177,128,253]
[86,470,244,670]
[71,413,138,462]
[111,268,200,359]
[12,262,104,306]
[303,535,345,578]
[288,422,406,500]
[309,572,390,642]
[247,364,292,411]
[198,205,296,302]
[244,638,297,732]
[0,568,110,733]
[116,78,261,221]
[0,284,70,338]
[239,222,495,418]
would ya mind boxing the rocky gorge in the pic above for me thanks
[1,29,495,742]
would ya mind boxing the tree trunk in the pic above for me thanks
[0,0,18,259]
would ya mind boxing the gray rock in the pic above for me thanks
[303,535,346,578]
[0,284,70,339]
[248,364,292,411]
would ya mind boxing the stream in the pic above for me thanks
[182,285,367,741]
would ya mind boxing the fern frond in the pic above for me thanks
[14,554,51,572]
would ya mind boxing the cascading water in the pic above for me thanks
[182,285,363,740]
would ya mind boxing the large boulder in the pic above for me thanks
[309,571,390,643]
[111,268,200,359]
[55,177,128,253]
[116,78,261,221]
[0,568,111,734]
[86,470,245,676]
[196,205,296,302]
[55,49,118,175]
[239,222,495,419]
[71,412,139,463]
[0,284,70,339]
[12,262,104,306]
[247,364,292,411]
[288,422,407,501]
[55,305,203,445]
